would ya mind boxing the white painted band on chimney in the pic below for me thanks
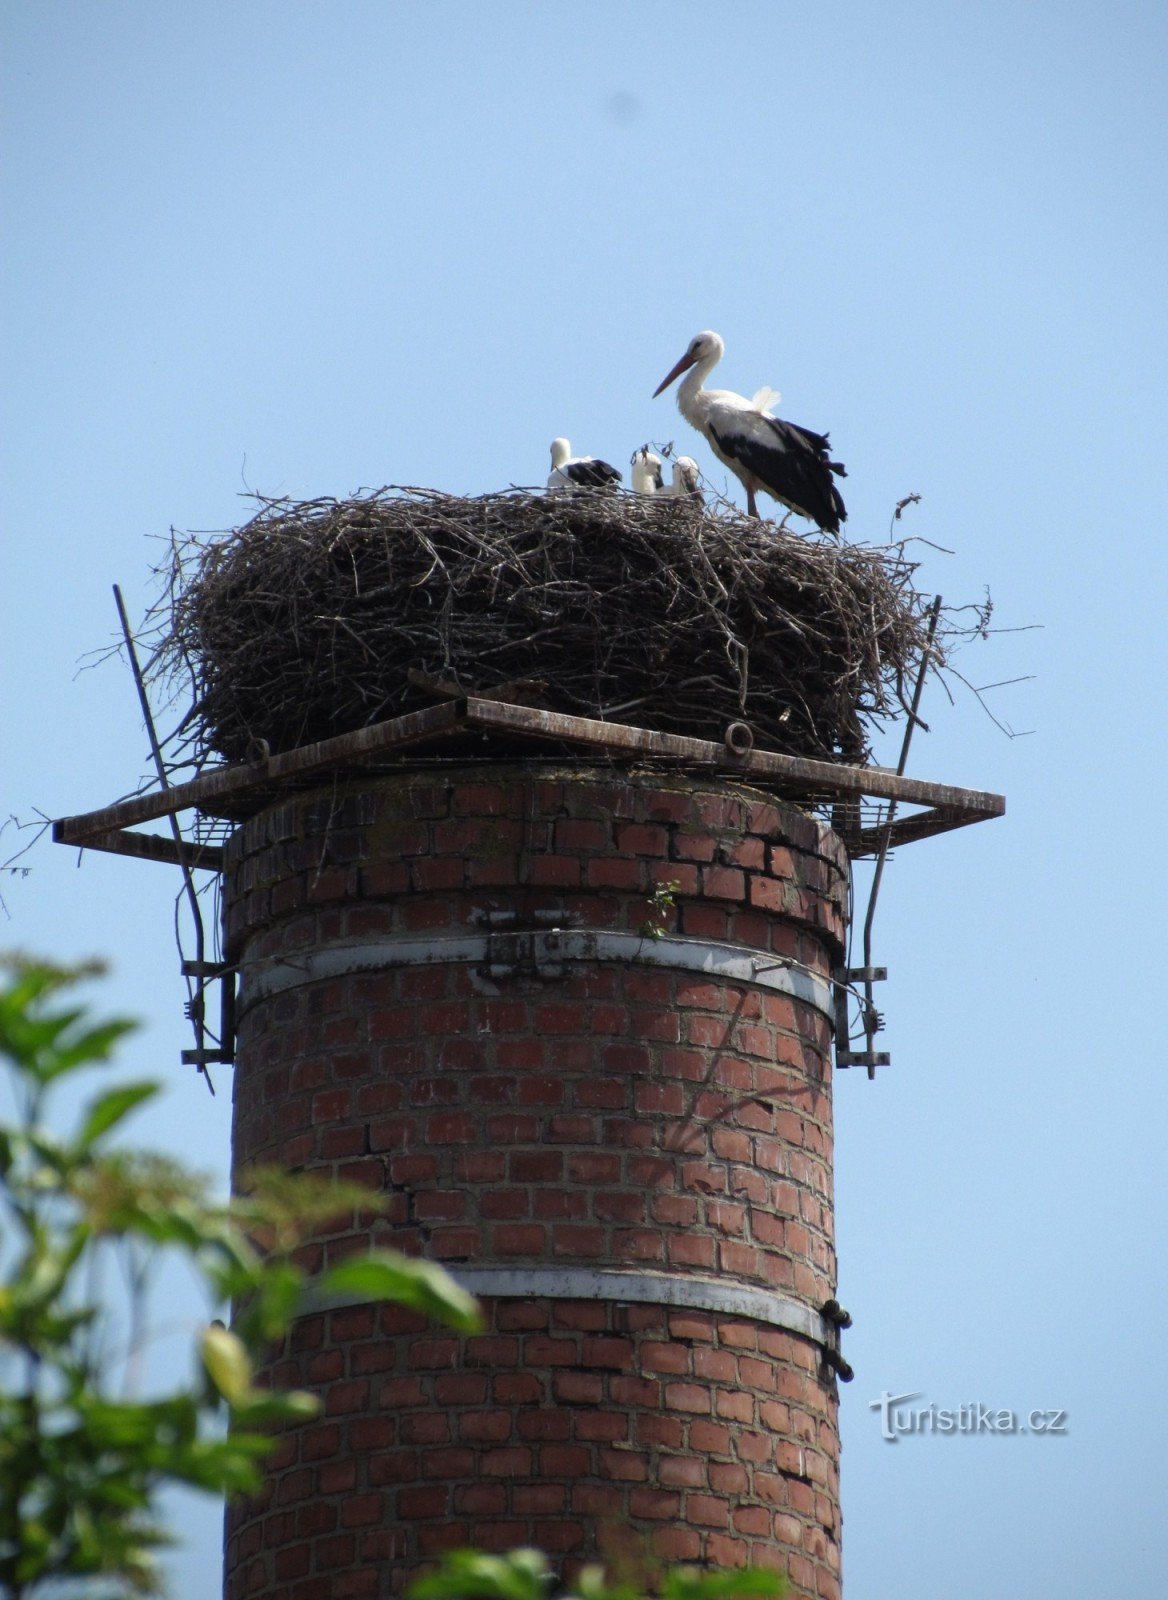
[239,929,834,1024]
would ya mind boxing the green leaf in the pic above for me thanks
[163,1432,272,1496]
[8,1224,90,1320]
[227,1258,305,1347]
[229,1388,320,1428]
[75,1081,158,1151]
[567,1569,600,1600]
[407,1547,551,1600]
[662,1570,788,1600]
[200,1324,253,1405]
[41,1018,138,1079]
[571,1566,639,1600]
[315,1252,482,1332]
[0,957,134,1090]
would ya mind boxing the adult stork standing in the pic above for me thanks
[652,331,846,533]
[547,437,622,491]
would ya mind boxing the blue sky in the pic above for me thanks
[4,4,1167,1597]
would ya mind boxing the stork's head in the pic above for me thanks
[653,330,724,397]
[673,456,701,492]
[549,438,571,468]
[630,447,664,494]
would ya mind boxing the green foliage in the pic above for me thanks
[408,1548,553,1600]
[0,955,480,1598]
[659,1572,786,1599]
[406,1549,788,1600]
[639,880,682,942]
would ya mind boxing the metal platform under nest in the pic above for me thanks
[53,696,1004,871]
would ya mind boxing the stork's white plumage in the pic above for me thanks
[652,332,846,533]
[547,437,622,492]
[667,456,704,506]
[631,448,664,494]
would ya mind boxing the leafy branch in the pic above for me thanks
[407,1548,787,1600]
[0,955,478,1598]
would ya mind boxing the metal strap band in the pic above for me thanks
[240,929,834,1024]
[312,1265,832,1352]
[451,1266,831,1347]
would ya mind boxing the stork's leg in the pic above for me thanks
[746,485,759,518]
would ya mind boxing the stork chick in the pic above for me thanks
[631,447,665,494]
[547,438,622,491]
[666,456,704,506]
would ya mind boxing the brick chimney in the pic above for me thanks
[222,763,848,1599]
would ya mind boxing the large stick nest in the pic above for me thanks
[151,488,946,771]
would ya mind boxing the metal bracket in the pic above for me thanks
[833,964,891,1072]
[179,960,237,1068]
[820,1297,855,1381]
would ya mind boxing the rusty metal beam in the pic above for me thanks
[53,700,466,846]
[55,828,225,872]
[852,806,990,853]
[462,699,1006,821]
[53,696,1004,863]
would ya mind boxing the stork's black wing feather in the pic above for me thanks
[710,418,847,534]
[566,458,623,489]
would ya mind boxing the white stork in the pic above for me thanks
[631,447,665,494]
[666,456,704,506]
[652,331,846,533]
[547,437,622,491]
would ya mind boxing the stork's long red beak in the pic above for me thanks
[652,349,698,398]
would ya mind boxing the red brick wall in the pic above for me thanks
[223,766,849,1599]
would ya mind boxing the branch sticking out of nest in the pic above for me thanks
[147,487,965,773]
